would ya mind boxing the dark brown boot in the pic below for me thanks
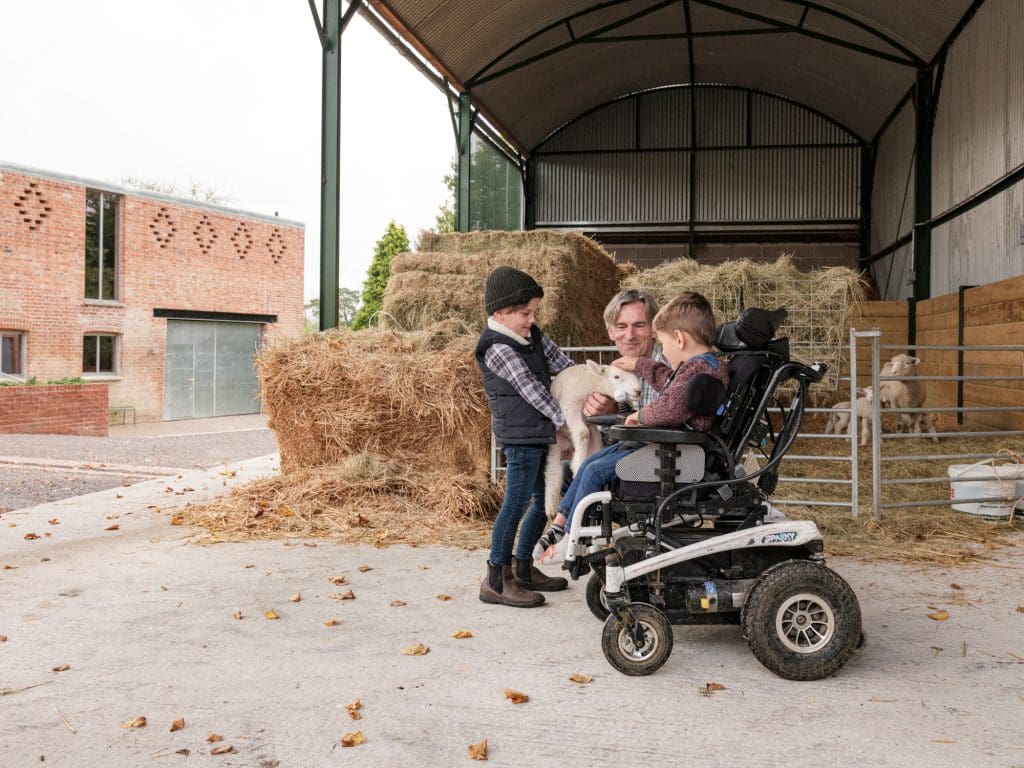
[479,561,544,608]
[513,557,568,592]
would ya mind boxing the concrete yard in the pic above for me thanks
[1,453,1023,768]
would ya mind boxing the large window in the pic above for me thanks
[83,334,118,374]
[85,189,119,301]
[1,331,25,377]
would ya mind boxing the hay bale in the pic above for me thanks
[624,254,866,395]
[258,321,490,475]
[382,231,626,345]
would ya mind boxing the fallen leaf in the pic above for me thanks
[105,525,120,531]
[931,646,943,656]
[210,745,233,755]
[244,564,255,569]
[303,542,317,548]
[206,733,223,742]
[218,470,237,477]
[417,565,428,571]
[182,487,194,492]
[1016,606,1024,614]
[345,698,361,720]
[264,610,279,620]
[170,517,184,526]
[233,611,244,620]
[43,532,52,538]
[116,493,124,499]
[7,523,15,528]
[3,565,15,570]
[332,590,355,601]
[23,533,39,540]
[160,585,168,591]
[170,718,185,732]
[700,682,727,696]
[175,749,189,756]
[436,593,452,601]
[401,644,430,656]
[105,514,117,520]
[121,716,147,729]
[504,689,529,704]
[568,673,593,685]
[329,575,348,586]
[928,610,950,621]
[47,518,59,525]
[468,739,488,760]
[324,618,339,627]
[451,630,473,639]
[358,565,373,572]
[340,731,365,747]
[0,635,6,642]
[289,594,301,603]
[52,663,70,672]
[390,600,407,607]
[950,583,963,590]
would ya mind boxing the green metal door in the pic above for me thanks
[163,320,261,420]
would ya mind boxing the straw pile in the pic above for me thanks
[624,254,865,395]
[382,231,627,345]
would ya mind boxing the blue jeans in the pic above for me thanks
[557,442,637,526]
[490,444,549,566]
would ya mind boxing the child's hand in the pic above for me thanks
[623,411,640,427]
[612,356,638,372]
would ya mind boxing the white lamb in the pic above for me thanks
[880,353,938,441]
[824,386,876,446]
[543,360,642,519]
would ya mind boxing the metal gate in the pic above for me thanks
[163,320,261,420]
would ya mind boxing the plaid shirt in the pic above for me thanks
[483,328,573,428]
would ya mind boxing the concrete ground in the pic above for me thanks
[1,451,1023,768]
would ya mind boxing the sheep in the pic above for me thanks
[879,354,939,442]
[543,360,642,519]
[824,386,877,446]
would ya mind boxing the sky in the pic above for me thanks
[0,0,454,300]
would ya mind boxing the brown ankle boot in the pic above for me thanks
[479,561,544,608]
[513,557,568,592]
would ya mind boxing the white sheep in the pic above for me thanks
[880,354,938,442]
[824,386,876,446]
[543,360,642,519]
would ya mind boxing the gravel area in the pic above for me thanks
[0,468,138,513]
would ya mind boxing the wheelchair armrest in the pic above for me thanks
[608,425,708,445]
[585,414,627,427]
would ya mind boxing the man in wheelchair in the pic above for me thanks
[558,304,866,681]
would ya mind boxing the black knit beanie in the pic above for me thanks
[484,266,544,315]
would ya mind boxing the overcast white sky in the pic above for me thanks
[0,0,454,300]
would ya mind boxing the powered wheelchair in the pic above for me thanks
[561,308,864,681]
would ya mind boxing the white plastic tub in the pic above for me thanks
[947,461,1024,518]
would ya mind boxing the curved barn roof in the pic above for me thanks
[367,0,979,148]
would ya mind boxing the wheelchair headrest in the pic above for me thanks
[685,373,728,417]
[716,307,788,352]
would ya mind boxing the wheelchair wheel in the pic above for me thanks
[742,560,862,681]
[601,603,673,676]
[585,571,610,621]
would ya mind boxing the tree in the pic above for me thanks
[120,175,237,206]
[351,221,410,330]
[304,288,361,330]
[434,160,456,233]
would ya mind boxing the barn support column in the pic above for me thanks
[859,144,874,269]
[524,157,536,230]
[912,66,934,303]
[456,92,473,232]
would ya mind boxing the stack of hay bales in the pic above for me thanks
[623,255,865,395]
[382,230,628,345]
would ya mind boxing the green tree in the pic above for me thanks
[434,160,456,233]
[351,221,410,330]
[304,288,361,331]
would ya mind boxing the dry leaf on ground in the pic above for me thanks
[358,565,373,572]
[345,698,361,720]
[701,682,727,696]
[331,590,355,600]
[341,731,365,747]
[233,611,244,620]
[568,674,592,685]
[1016,606,1024,614]
[105,525,120,531]
[436,593,452,601]
[121,716,147,729]
[468,739,488,760]
[329,575,348,585]
[0,635,7,642]
[47,518,59,525]
[206,733,223,742]
[23,533,39,540]
[390,600,406,607]
[170,516,184,525]
[401,644,430,656]
[451,630,473,639]
[170,718,185,732]
[324,618,339,627]
[503,689,528,704]
[289,594,301,603]
[51,664,70,673]
[210,745,233,755]
[928,610,950,621]
[264,610,279,620]
[3,565,15,570]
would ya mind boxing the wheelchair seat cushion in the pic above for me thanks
[615,444,705,485]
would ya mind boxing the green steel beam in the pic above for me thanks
[318,0,341,330]
[524,157,536,230]
[456,92,472,232]
[912,66,934,302]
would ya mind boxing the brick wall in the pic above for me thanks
[0,167,304,422]
[0,383,109,436]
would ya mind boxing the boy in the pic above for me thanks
[475,266,574,607]
[540,292,728,561]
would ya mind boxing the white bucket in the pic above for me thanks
[947,461,1024,518]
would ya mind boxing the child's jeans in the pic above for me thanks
[490,444,549,566]
[557,442,638,527]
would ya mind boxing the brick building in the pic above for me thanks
[0,163,304,422]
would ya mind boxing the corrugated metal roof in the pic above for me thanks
[374,0,977,149]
